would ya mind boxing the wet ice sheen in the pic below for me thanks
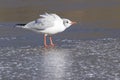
[0,38,120,80]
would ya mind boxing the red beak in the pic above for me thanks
[71,21,77,25]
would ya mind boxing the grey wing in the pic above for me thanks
[25,18,54,30]
[24,13,62,30]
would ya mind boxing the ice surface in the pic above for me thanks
[0,38,120,80]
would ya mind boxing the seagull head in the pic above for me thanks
[62,18,77,28]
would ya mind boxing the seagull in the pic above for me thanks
[16,13,76,48]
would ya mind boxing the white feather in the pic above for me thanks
[18,13,73,35]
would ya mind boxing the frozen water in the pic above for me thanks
[0,38,120,80]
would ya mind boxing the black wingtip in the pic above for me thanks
[16,24,26,26]
[13,24,26,29]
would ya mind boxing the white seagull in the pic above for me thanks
[17,13,76,48]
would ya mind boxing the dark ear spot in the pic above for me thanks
[66,21,69,23]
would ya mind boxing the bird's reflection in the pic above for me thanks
[41,48,71,79]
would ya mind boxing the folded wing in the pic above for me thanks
[24,13,62,30]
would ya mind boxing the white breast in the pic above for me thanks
[40,20,66,35]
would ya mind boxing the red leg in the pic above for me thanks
[44,34,48,48]
[49,36,55,47]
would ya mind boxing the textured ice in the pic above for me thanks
[0,38,120,80]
